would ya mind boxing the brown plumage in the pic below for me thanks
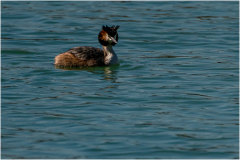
[54,46,105,67]
[54,25,120,67]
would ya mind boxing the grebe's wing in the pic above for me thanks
[66,46,104,61]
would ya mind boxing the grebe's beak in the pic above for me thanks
[109,36,117,44]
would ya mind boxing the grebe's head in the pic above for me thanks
[98,25,120,46]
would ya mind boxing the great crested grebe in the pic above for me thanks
[54,25,120,67]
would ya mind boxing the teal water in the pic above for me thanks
[1,1,239,159]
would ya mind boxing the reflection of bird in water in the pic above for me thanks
[54,25,120,67]
[103,66,119,82]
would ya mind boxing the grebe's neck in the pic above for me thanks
[103,45,119,66]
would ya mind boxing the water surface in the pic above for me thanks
[1,1,239,159]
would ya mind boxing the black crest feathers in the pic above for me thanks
[102,25,120,36]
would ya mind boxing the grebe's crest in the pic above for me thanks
[102,25,120,37]
[98,25,120,46]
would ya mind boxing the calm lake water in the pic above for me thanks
[1,1,239,159]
